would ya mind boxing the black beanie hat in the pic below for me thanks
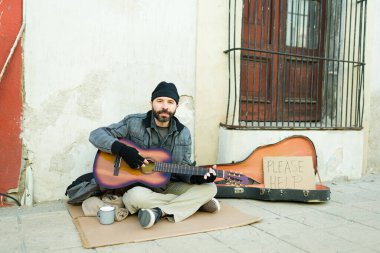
[151,81,179,103]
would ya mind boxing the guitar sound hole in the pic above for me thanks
[141,162,155,174]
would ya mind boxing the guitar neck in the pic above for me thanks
[154,162,224,178]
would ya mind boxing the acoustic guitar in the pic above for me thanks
[93,139,249,189]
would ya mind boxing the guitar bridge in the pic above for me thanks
[113,155,121,176]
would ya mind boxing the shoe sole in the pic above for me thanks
[200,198,221,213]
[211,198,221,212]
[138,209,155,228]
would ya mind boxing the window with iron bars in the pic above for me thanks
[223,0,367,130]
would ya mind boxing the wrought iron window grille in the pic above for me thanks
[223,0,367,130]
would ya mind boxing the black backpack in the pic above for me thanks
[65,172,103,205]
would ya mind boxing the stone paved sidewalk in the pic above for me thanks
[1,172,379,253]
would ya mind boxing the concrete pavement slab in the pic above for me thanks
[207,226,306,253]
[275,227,359,253]
[155,233,236,253]
[283,209,350,229]
[325,222,380,247]
[95,240,167,253]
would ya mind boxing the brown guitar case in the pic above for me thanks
[211,135,330,202]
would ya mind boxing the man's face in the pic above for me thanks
[151,97,178,123]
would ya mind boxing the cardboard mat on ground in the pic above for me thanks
[66,202,261,248]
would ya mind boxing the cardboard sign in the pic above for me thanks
[263,156,316,190]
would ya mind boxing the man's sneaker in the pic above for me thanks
[138,207,162,229]
[199,198,220,213]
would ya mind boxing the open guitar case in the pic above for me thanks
[212,135,331,202]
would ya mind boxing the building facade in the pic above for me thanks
[0,0,379,202]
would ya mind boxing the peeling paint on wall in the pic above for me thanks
[176,95,195,160]
[21,71,111,201]
[177,95,194,126]
[23,73,107,135]
[75,73,106,119]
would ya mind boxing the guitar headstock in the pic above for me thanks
[224,171,250,185]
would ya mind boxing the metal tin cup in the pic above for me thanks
[97,206,115,225]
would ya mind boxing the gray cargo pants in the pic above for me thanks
[122,182,217,222]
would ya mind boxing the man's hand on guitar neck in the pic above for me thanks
[111,141,149,169]
[190,165,217,184]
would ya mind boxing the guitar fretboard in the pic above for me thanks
[154,162,225,178]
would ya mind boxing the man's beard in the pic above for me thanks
[153,108,176,123]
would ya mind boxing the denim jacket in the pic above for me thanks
[89,110,193,183]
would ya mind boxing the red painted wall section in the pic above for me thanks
[0,0,23,193]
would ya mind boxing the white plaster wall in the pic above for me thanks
[218,128,364,182]
[194,0,238,165]
[23,0,197,202]
[365,0,380,172]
